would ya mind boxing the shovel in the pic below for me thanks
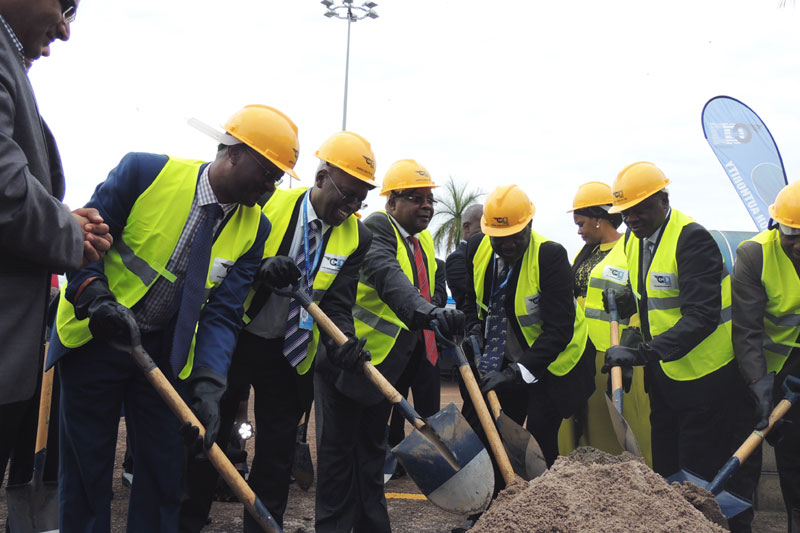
[603,290,643,457]
[292,409,314,491]
[436,329,546,482]
[272,286,494,515]
[122,317,282,533]
[6,345,59,533]
[669,374,800,518]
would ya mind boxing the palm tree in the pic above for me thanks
[431,176,484,256]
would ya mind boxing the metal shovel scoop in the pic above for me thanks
[273,287,494,515]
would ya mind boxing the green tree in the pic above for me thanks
[431,176,484,256]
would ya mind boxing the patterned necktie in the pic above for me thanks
[170,203,224,377]
[283,219,321,367]
[408,236,439,366]
[478,263,509,374]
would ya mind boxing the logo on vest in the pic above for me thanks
[602,265,629,285]
[525,293,541,315]
[650,272,678,291]
[320,253,347,275]
[209,257,234,283]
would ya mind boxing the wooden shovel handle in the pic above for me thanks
[609,319,624,394]
[733,398,794,463]
[487,390,502,420]
[35,343,54,453]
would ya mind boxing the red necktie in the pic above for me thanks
[408,236,439,366]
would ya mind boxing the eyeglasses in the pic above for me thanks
[59,0,77,23]
[395,193,437,207]
[328,175,367,210]
[245,148,284,187]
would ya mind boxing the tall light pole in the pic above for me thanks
[321,0,378,131]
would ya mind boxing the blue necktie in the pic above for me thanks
[283,219,320,367]
[478,264,509,374]
[170,203,224,377]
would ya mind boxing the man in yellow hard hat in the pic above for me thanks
[602,161,741,485]
[732,181,800,532]
[181,131,377,531]
[465,185,595,473]
[47,105,289,530]
[314,159,463,533]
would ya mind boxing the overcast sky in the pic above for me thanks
[29,0,800,259]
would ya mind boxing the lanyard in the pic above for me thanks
[488,254,512,305]
[302,191,323,294]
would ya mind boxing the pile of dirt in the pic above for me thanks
[471,448,727,533]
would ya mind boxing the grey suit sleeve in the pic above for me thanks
[732,240,769,384]
[0,65,82,272]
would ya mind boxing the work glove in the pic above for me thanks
[480,364,524,393]
[765,375,800,446]
[74,279,136,352]
[602,287,637,320]
[601,345,651,374]
[749,372,775,431]
[427,308,466,339]
[605,364,634,394]
[257,256,301,289]
[185,367,227,450]
[326,336,371,371]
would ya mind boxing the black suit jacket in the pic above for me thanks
[446,241,468,310]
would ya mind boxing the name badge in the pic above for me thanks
[602,265,629,285]
[319,253,347,275]
[650,272,678,291]
[209,257,234,283]
[299,308,314,331]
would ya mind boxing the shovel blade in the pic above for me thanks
[383,447,398,484]
[6,480,59,532]
[392,403,493,515]
[668,469,752,518]
[495,411,547,480]
[604,393,643,457]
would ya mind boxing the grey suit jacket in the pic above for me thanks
[0,28,83,404]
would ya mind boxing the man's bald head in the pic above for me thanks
[462,203,484,241]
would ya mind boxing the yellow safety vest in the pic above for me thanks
[583,239,632,352]
[625,209,733,380]
[473,232,589,376]
[242,187,360,375]
[751,229,800,374]
[353,212,437,365]
[56,157,263,378]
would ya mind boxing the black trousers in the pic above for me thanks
[179,331,313,532]
[314,372,392,533]
[388,337,440,447]
[775,368,800,533]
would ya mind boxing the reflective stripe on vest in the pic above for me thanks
[473,232,588,377]
[752,229,800,374]
[625,209,734,380]
[354,212,437,366]
[583,238,631,352]
[56,157,263,379]
[242,187,360,375]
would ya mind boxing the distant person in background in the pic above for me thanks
[446,204,483,310]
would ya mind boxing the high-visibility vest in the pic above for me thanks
[56,157,263,378]
[353,212,437,366]
[583,238,631,352]
[750,228,800,374]
[625,209,733,380]
[242,187,360,375]
[473,232,588,377]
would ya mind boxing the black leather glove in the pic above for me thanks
[74,279,135,351]
[257,256,301,289]
[606,366,634,394]
[480,364,524,393]
[601,345,650,374]
[327,337,370,370]
[427,308,466,338]
[749,373,775,431]
[178,422,203,456]
[619,327,643,348]
[602,287,637,320]
[186,367,227,449]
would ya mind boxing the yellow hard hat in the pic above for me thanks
[315,131,377,186]
[380,159,437,196]
[608,162,671,214]
[481,185,535,237]
[769,181,800,228]
[224,105,300,180]
[568,181,613,212]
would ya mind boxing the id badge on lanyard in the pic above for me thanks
[300,192,322,331]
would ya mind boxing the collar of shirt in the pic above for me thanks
[642,207,671,249]
[197,165,237,217]
[304,189,329,235]
[388,213,417,241]
[0,15,25,65]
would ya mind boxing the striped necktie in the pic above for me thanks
[283,219,321,367]
[408,236,439,366]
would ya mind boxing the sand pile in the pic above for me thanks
[471,448,727,533]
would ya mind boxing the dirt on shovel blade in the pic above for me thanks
[471,447,728,533]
